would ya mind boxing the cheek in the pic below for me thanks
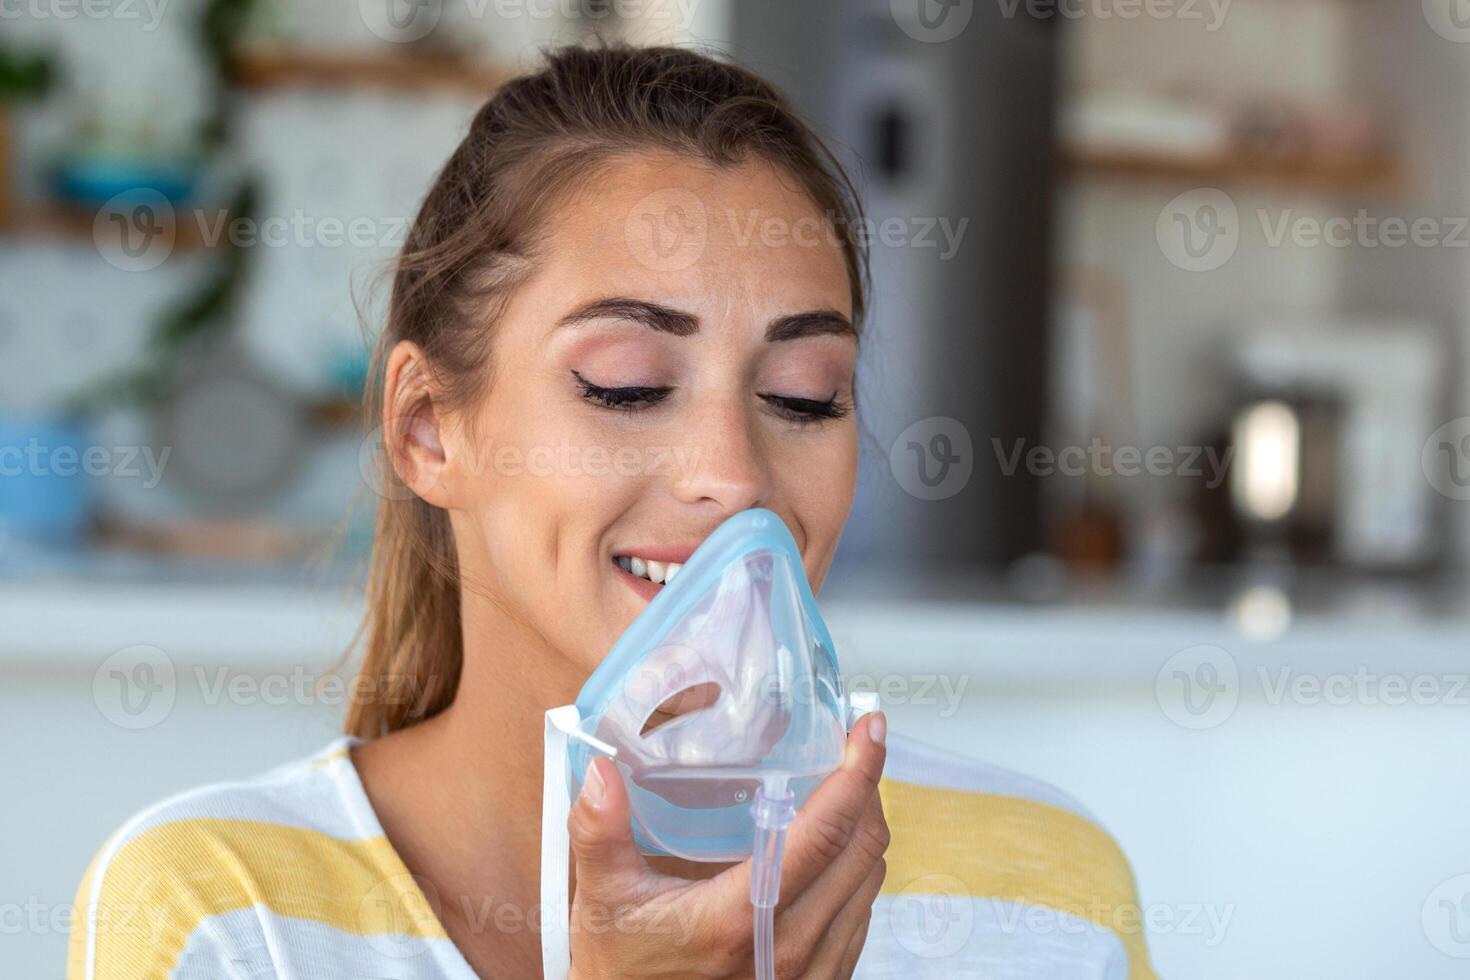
[770,424,858,579]
[452,378,626,583]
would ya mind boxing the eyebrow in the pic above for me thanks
[556,297,855,342]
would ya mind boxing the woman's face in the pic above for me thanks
[437,151,858,673]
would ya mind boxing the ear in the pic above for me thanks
[382,340,457,509]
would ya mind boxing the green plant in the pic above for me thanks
[70,180,259,414]
[0,44,54,102]
[199,0,260,150]
[71,0,263,414]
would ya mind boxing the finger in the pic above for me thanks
[567,757,655,910]
[776,711,887,898]
[836,916,872,978]
[789,856,884,979]
[781,787,888,924]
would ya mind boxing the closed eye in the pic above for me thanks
[572,370,673,412]
[760,392,850,423]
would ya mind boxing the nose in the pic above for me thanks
[670,400,772,515]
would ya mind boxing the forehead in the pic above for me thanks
[529,150,853,318]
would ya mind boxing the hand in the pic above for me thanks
[565,712,889,979]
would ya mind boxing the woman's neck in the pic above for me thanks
[351,587,729,973]
[352,589,582,974]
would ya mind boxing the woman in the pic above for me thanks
[70,45,1155,979]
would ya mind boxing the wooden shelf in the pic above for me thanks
[1063,145,1403,196]
[0,201,220,253]
[227,46,511,96]
[306,396,365,429]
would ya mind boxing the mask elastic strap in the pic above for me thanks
[542,706,576,980]
[542,705,618,980]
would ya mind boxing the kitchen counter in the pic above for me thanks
[4,548,1465,678]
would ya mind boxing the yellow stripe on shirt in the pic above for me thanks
[878,776,1157,980]
[81,818,444,978]
[72,752,1156,978]
[309,747,353,770]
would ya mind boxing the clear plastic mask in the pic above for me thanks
[566,508,848,861]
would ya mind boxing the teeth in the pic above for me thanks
[617,555,684,586]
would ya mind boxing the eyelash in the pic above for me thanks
[762,392,851,423]
[572,370,672,412]
[571,371,850,424]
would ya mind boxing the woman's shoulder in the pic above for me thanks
[66,737,461,980]
[867,731,1156,980]
[74,737,373,880]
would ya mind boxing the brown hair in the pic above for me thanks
[346,42,870,739]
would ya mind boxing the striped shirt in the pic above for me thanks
[68,733,1156,978]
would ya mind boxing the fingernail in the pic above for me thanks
[582,759,607,810]
[868,711,886,746]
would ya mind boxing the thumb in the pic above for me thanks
[568,757,649,905]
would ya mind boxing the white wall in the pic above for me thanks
[1066,0,1349,98]
[1340,3,1470,567]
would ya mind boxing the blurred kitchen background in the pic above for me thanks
[4,1,1470,977]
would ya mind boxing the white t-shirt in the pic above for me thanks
[70,732,1155,978]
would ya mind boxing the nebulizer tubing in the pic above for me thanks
[749,775,795,980]
[745,693,878,979]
